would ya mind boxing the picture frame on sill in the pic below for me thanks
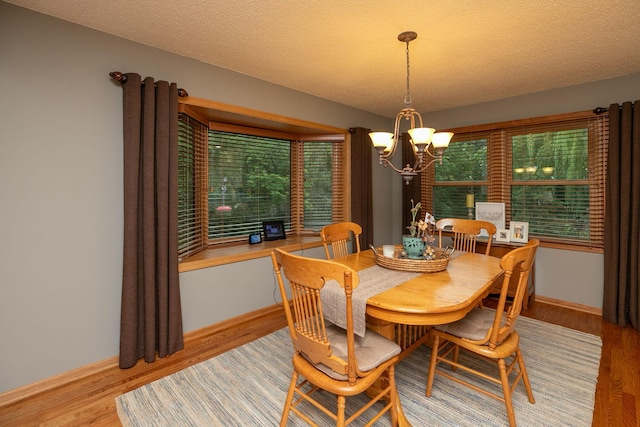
[510,221,529,243]
[248,232,262,244]
[496,228,511,243]
[262,220,286,241]
[475,202,505,238]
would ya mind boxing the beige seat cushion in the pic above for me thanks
[436,307,506,341]
[308,324,401,381]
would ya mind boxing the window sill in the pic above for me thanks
[443,233,604,254]
[178,235,324,272]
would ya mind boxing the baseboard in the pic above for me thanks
[535,295,603,316]
[0,304,285,407]
[183,303,285,342]
[0,353,119,407]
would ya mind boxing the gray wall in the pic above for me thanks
[0,2,390,393]
[422,75,640,311]
[1,1,638,393]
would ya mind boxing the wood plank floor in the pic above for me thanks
[0,299,637,426]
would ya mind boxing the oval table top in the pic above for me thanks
[335,249,503,326]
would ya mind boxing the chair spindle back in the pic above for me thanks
[320,221,362,259]
[271,248,359,379]
[436,218,497,255]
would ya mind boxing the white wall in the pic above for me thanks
[1,1,638,393]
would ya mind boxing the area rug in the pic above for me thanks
[116,316,602,426]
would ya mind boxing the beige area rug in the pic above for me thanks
[116,316,602,426]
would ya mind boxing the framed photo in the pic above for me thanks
[262,220,286,241]
[248,232,262,244]
[475,202,505,238]
[510,221,529,243]
[496,229,511,243]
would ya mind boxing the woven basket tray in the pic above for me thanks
[371,246,450,273]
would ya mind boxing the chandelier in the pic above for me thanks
[369,31,453,185]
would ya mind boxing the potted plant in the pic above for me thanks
[402,200,436,259]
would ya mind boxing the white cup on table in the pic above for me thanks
[383,245,395,257]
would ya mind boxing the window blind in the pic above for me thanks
[431,135,489,219]
[422,111,607,248]
[207,131,291,242]
[178,113,208,259]
[302,141,340,229]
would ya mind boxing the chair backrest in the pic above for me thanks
[436,218,497,255]
[320,221,362,259]
[487,239,539,349]
[271,248,360,382]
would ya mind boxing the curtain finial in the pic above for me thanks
[110,71,127,83]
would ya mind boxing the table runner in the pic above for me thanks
[321,251,466,337]
[320,265,420,337]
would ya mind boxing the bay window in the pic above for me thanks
[178,105,346,260]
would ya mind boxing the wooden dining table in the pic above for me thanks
[330,248,504,426]
[333,248,503,340]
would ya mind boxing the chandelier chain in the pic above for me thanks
[404,40,411,108]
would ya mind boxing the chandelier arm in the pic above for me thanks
[412,111,423,128]
[413,154,443,174]
[380,110,407,160]
[380,157,412,175]
[393,110,404,156]
[422,144,438,160]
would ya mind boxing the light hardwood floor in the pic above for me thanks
[0,299,637,426]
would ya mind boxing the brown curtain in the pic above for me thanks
[603,100,640,329]
[118,73,184,368]
[402,132,421,235]
[350,127,373,248]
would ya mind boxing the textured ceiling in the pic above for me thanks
[7,0,640,118]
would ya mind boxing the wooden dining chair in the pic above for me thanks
[271,248,401,426]
[425,239,540,427]
[436,218,497,254]
[321,221,362,259]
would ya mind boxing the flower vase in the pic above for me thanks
[402,235,425,260]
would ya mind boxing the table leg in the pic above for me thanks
[366,314,395,339]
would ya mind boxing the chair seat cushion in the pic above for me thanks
[312,324,401,381]
[436,307,506,341]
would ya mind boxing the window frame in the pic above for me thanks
[421,110,608,252]
[177,97,349,263]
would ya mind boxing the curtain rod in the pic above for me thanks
[110,71,189,97]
